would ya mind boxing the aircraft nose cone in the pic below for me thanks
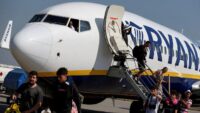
[10,24,52,71]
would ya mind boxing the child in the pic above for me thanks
[164,90,179,113]
[145,86,162,113]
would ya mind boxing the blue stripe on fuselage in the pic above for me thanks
[124,20,200,72]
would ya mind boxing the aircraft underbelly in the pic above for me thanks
[74,76,197,96]
[75,76,137,96]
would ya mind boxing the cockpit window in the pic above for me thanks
[44,15,68,26]
[67,19,91,32]
[68,19,79,32]
[29,14,45,23]
[80,20,91,32]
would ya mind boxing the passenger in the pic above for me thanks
[121,23,131,46]
[179,90,192,113]
[144,86,162,113]
[69,21,75,30]
[153,67,168,95]
[11,71,44,113]
[177,92,182,101]
[108,20,118,33]
[176,92,182,112]
[52,67,80,113]
[41,107,51,113]
[67,76,82,113]
[133,41,151,82]
[164,90,179,113]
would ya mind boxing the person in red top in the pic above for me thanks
[179,90,192,113]
[164,90,179,113]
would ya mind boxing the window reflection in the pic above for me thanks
[44,15,68,26]
[29,14,45,23]
[68,19,79,32]
[80,20,91,32]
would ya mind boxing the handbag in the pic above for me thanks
[71,100,78,113]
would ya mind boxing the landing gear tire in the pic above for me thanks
[129,100,144,113]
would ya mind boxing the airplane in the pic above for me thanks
[0,21,13,91]
[0,21,27,92]
[0,64,25,91]
[0,64,15,91]
[1,2,200,112]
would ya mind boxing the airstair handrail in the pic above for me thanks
[125,56,169,97]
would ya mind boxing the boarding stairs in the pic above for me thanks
[104,5,169,101]
[128,58,169,98]
[108,57,169,101]
[103,4,150,101]
[108,65,149,100]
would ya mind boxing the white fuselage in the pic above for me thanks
[9,2,200,95]
[11,2,200,78]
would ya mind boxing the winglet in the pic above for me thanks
[0,20,13,49]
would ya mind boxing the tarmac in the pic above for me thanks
[0,93,199,113]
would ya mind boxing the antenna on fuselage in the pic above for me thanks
[181,28,184,34]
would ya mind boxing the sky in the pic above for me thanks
[0,0,200,66]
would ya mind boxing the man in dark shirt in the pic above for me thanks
[53,67,80,113]
[133,41,151,81]
[12,71,43,113]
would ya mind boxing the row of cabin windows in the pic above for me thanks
[29,14,91,32]
[154,45,193,61]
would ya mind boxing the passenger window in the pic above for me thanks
[185,54,188,60]
[156,46,161,53]
[80,20,91,32]
[164,47,167,54]
[151,44,155,51]
[191,56,193,62]
[161,46,163,53]
[180,54,184,60]
[44,15,68,26]
[68,19,79,32]
[29,14,45,23]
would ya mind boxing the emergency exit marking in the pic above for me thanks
[110,17,118,20]
[0,72,3,76]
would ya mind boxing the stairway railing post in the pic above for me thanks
[168,74,171,95]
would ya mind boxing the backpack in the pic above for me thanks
[132,46,139,58]
[4,102,21,113]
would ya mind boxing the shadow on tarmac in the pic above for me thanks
[0,104,7,113]
[0,106,112,113]
[82,109,114,113]
[0,105,114,113]
[1,103,200,113]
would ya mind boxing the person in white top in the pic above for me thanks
[153,67,168,95]
[144,87,162,113]
[41,108,51,113]
[69,21,75,30]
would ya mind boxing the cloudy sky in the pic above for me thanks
[0,0,200,66]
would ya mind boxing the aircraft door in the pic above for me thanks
[103,5,129,56]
